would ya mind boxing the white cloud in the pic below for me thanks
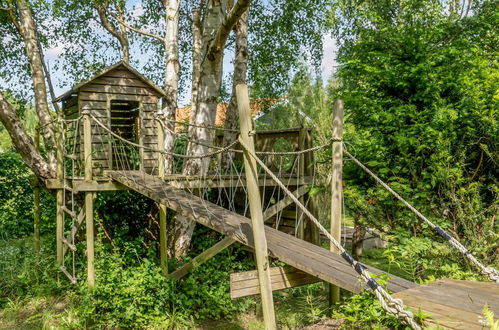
[321,34,338,81]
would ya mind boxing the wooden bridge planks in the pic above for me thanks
[108,170,416,294]
[393,279,499,329]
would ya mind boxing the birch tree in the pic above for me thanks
[173,0,250,257]
[221,10,248,169]
[0,0,57,179]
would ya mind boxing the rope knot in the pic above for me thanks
[483,267,499,283]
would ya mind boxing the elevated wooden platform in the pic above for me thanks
[107,170,416,294]
[45,173,313,192]
[393,279,499,329]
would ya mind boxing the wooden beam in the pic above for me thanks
[169,186,308,281]
[170,237,236,280]
[262,185,309,220]
[157,119,168,276]
[73,180,128,192]
[83,109,95,287]
[237,84,276,329]
[230,266,320,299]
[56,119,64,266]
[33,127,41,254]
[329,99,344,308]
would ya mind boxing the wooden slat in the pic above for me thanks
[92,76,150,88]
[230,266,320,299]
[393,279,499,329]
[81,84,156,96]
[79,91,157,103]
[107,171,416,294]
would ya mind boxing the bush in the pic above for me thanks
[0,152,55,240]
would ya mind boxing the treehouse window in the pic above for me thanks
[110,100,140,170]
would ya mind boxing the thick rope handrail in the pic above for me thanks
[343,148,499,284]
[157,117,335,156]
[90,115,239,159]
[164,118,240,133]
[238,138,421,330]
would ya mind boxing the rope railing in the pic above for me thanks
[157,116,335,156]
[163,117,240,133]
[238,138,421,330]
[343,147,499,284]
[91,115,239,159]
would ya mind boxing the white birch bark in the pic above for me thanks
[16,0,56,171]
[161,0,180,175]
[221,10,248,169]
[174,0,250,257]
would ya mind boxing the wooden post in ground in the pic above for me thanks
[82,108,95,287]
[296,127,306,240]
[329,100,344,310]
[33,127,41,254]
[56,120,64,265]
[157,119,168,276]
[237,84,276,330]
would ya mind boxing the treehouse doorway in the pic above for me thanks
[110,100,141,170]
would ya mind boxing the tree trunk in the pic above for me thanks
[160,0,180,175]
[16,0,56,170]
[174,0,250,257]
[0,93,55,179]
[188,8,202,130]
[221,10,249,169]
[352,216,366,261]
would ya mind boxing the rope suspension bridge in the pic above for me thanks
[48,82,498,330]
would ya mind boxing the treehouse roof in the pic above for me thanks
[55,61,166,102]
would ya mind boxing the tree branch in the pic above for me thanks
[92,0,130,62]
[5,5,21,33]
[213,0,250,50]
[109,11,165,42]
[0,92,55,180]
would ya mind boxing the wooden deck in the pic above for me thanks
[107,170,416,294]
[393,279,499,329]
[45,173,313,192]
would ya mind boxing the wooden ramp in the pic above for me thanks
[393,279,499,329]
[107,170,415,294]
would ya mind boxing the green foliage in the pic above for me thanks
[72,229,254,328]
[484,304,499,330]
[0,152,55,239]
[327,0,498,265]
[0,237,64,308]
[77,253,183,328]
[332,290,407,329]
[382,236,480,282]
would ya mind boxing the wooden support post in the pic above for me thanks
[56,120,64,265]
[83,109,95,287]
[237,84,276,330]
[329,100,344,309]
[157,119,168,276]
[33,127,41,254]
[296,127,306,240]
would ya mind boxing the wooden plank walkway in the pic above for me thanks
[393,279,499,329]
[108,170,416,294]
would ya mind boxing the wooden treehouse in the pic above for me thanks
[45,64,498,330]
[54,61,164,177]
